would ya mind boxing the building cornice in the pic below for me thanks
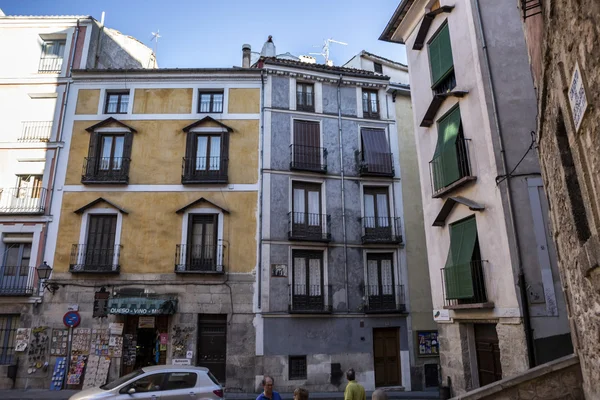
[264,67,389,89]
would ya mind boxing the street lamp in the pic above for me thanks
[36,261,59,294]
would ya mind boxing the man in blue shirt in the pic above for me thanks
[256,376,282,400]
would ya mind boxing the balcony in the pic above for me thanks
[289,284,332,313]
[441,260,493,309]
[38,56,63,73]
[288,212,331,242]
[0,266,36,296]
[357,151,394,177]
[81,157,130,184]
[69,244,121,273]
[19,121,52,142]
[182,157,228,184]
[289,145,327,173]
[0,187,47,214]
[296,91,315,112]
[363,284,405,313]
[429,137,476,198]
[174,243,225,274]
[361,217,403,244]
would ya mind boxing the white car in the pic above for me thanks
[69,365,224,400]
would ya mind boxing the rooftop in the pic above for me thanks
[258,57,390,80]
[379,0,415,43]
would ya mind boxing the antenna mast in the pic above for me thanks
[309,38,348,66]
[151,30,161,57]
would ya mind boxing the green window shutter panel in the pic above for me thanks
[429,23,454,87]
[445,216,478,299]
[432,108,462,190]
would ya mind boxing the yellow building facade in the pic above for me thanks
[40,69,262,390]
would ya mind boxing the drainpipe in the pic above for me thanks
[257,70,266,309]
[474,0,536,367]
[337,75,349,312]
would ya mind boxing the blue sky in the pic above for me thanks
[0,0,407,68]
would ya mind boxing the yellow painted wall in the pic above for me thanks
[133,88,192,114]
[75,89,100,115]
[53,191,257,274]
[66,119,258,184]
[228,88,260,114]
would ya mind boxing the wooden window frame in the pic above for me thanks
[97,134,126,171]
[292,181,322,223]
[296,82,315,112]
[291,250,324,297]
[191,134,223,171]
[366,252,395,293]
[362,89,380,119]
[187,214,218,253]
[104,91,130,114]
[373,62,383,74]
[363,187,390,222]
[197,91,224,113]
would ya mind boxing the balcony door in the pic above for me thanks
[293,120,320,171]
[360,128,392,174]
[85,215,117,270]
[366,254,395,310]
[292,251,323,311]
[195,135,221,172]
[364,187,391,239]
[1,243,31,294]
[12,175,43,212]
[98,135,125,173]
[292,182,322,237]
[188,214,218,271]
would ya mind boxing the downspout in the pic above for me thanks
[257,70,265,309]
[337,75,349,312]
[474,0,536,367]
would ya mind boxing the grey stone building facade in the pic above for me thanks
[254,57,416,391]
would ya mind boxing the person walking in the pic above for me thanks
[294,387,309,400]
[256,376,282,400]
[344,368,366,400]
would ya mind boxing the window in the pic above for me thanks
[428,23,456,93]
[291,182,328,241]
[0,315,19,364]
[1,243,32,295]
[39,40,65,73]
[198,91,224,113]
[373,62,383,74]
[99,135,125,171]
[443,216,488,305]
[365,253,396,311]
[16,175,42,199]
[362,89,380,119]
[186,214,218,272]
[104,91,130,114]
[296,83,314,112]
[83,131,132,184]
[291,120,325,172]
[165,372,197,390]
[183,132,228,183]
[289,355,307,380]
[1,175,45,214]
[430,106,472,195]
[127,373,167,393]
[291,251,324,312]
[359,128,393,176]
[72,214,118,273]
[363,187,396,243]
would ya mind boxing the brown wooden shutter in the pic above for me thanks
[293,120,320,169]
[361,128,391,173]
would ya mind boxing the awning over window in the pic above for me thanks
[361,128,392,174]
[108,296,178,315]
[444,216,477,299]
[432,107,462,190]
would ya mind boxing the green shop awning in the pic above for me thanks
[108,297,178,315]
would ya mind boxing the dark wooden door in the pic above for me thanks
[197,314,227,384]
[293,120,320,170]
[373,328,401,387]
[474,324,502,386]
[86,214,116,268]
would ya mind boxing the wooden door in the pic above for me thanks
[474,324,502,386]
[197,314,227,384]
[373,328,401,387]
[293,120,320,170]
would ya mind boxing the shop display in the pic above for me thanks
[51,329,69,356]
[122,334,136,367]
[27,326,49,375]
[109,335,123,357]
[417,331,439,356]
[50,357,66,390]
[72,328,91,354]
[67,355,87,385]
[15,328,31,352]
[109,322,124,335]
[90,329,110,356]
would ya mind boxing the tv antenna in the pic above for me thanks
[150,30,161,56]
[310,38,348,66]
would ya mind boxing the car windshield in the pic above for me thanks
[100,369,145,390]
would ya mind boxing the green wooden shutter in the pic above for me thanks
[444,216,478,299]
[429,23,454,87]
[432,107,462,190]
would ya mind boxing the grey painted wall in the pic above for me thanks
[271,76,290,109]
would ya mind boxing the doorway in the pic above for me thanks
[474,324,502,386]
[121,315,169,376]
[373,327,401,387]
[197,314,227,384]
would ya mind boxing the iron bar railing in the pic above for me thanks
[175,243,225,273]
[289,284,332,313]
[69,244,122,273]
[182,157,228,183]
[296,91,315,112]
[289,145,327,173]
[361,217,402,244]
[82,157,130,184]
[0,187,47,214]
[363,284,405,313]
[288,212,331,242]
[441,260,488,307]
[357,151,394,177]
[429,137,473,196]
[0,266,36,296]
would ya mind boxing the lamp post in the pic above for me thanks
[37,261,59,294]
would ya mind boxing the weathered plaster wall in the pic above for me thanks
[271,76,289,109]
[75,89,100,115]
[228,88,260,113]
[95,26,157,69]
[133,88,193,114]
[52,191,257,274]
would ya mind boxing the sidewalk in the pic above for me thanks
[0,389,440,400]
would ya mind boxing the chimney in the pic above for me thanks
[261,35,276,58]
[242,44,251,68]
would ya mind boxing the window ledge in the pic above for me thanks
[174,270,224,275]
[432,175,477,198]
[420,90,468,128]
[444,302,494,310]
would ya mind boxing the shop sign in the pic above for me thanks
[568,61,589,133]
[172,359,191,366]
[109,323,124,335]
[138,317,155,329]
[108,297,178,315]
[433,309,450,322]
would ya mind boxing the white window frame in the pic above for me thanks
[362,249,402,308]
[288,246,330,309]
[180,207,225,269]
[101,89,133,115]
[289,178,327,235]
[359,182,399,238]
[77,208,123,268]
[290,116,324,168]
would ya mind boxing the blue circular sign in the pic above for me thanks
[63,311,81,328]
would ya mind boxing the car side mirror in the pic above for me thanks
[128,387,136,395]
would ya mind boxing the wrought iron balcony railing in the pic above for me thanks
[182,157,228,183]
[441,260,492,309]
[288,212,331,242]
[69,244,122,273]
[357,151,394,177]
[19,121,52,142]
[0,187,47,214]
[361,217,402,244]
[0,266,36,296]
[429,137,475,198]
[289,145,327,173]
[363,284,405,313]
[289,284,332,313]
[38,56,63,73]
[175,243,225,274]
[81,157,130,184]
